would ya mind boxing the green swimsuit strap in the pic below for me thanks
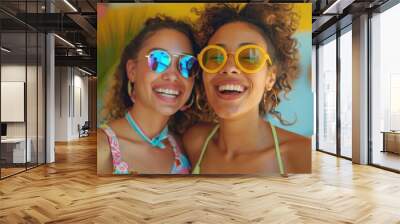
[192,123,285,176]
[270,123,287,176]
[192,124,220,174]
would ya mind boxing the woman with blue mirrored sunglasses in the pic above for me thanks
[99,16,199,175]
[145,49,198,79]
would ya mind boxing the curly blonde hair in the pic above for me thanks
[101,15,200,134]
[192,3,300,124]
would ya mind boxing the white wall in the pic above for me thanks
[72,73,89,138]
[55,67,69,141]
[1,65,40,138]
[54,67,89,141]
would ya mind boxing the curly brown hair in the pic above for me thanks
[192,3,300,124]
[101,15,200,134]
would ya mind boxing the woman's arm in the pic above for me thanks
[284,137,311,173]
[97,130,114,175]
[277,128,312,173]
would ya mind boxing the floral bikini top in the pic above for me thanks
[101,124,191,174]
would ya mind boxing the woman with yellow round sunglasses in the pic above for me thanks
[183,3,311,175]
[197,44,272,74]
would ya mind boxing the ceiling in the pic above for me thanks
[312,0,391,43]
[0,0,97,74]
[0,0,396,75]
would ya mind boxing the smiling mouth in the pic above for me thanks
[214,83,248,101]
[217,84,246,95]
[153,88,181,99]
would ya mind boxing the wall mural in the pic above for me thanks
[97,3,312,175]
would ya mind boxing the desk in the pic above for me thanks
[1,138,31,163]
[381,131,400,154]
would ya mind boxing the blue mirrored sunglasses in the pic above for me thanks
[145,49,198,79]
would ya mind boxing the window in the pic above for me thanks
[340,28,352,158]
[317,36,337,154]
[371,3,400,171]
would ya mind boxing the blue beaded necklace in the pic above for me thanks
[125,112,169,149]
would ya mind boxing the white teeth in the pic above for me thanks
[160,93,176,98]
[218,84,244,93]
[154,88,179,96]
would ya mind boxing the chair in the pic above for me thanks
[78,121,90,138]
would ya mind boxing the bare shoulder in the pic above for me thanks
[276,127,311,173]
[182,122,216,165]
[275,127,309,143]
[97,126,114,175]
[107,118,127,137]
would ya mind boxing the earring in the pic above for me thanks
[271,89,278,109]
[263,90,268,110]
[127,81,132,96]
[127,81,135,103]
[195,88,203,112]
[263,88,278,111]
[180,94,194,111]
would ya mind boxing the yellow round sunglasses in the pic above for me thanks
[197,44,272,74]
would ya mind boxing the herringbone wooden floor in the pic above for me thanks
[0,134,399,224]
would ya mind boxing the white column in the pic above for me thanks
[352,14,369,164]
[46,1,55,163]
[46,33,55,163]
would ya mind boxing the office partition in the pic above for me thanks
[0,0,47,179]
